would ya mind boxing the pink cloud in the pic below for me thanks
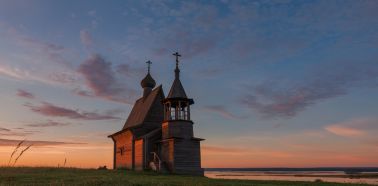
[24,102,120,120]
[25,120,71,128]
[324,118,378,137]
[0,64,27,80]
[203,105,245,119]
[16,89,35,99]
[78,54,117,95]
[77,54,137,104]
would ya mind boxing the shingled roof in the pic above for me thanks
[122,85,164,130]
[167,78,187,99]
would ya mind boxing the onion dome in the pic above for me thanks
[141,73,156,89]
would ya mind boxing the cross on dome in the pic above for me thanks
[146,60,152,73]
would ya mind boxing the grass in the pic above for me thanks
[7,140,33,167]
[0,167,374,186]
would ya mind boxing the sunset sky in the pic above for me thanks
[1,0,378,168]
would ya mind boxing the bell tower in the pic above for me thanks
[160,52,204,175]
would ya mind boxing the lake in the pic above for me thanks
[205,171,378,185]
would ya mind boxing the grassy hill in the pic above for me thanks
[0,167,373,186]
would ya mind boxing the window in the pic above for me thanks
[117,146,125,156]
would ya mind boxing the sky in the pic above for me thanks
[0,0,378,168]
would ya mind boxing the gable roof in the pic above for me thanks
[167,78,187,99]
[122,85,164,130]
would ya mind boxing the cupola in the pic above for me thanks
[141,61,156,97]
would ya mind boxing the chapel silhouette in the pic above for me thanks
[109,52,204,175]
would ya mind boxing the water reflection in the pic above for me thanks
[205,171,378,185]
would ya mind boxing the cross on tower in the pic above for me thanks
[146,60,152,73]
[173,52,181,68]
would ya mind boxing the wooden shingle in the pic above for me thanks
[122,85,164,130]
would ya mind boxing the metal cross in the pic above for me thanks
[146,60,152,73]
[172,52,181,68]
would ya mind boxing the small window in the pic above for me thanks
[117,146,125,156]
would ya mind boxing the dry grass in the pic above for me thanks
[12,144,32,166]
[8,140,25,166]
[6,140,33,167]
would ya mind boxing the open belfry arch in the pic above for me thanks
[109,52,204,175]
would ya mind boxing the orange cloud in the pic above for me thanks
[325,125,365,137]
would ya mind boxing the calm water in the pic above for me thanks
[205,171,378,185]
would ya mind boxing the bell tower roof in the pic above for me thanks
[167,52,189,99]
[167,78,187,99]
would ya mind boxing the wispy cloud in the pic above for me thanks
[17,37,65,54]
[0,64,24,80]
[115,64,144,78]
[88,10,96,17]
[25,120,71,128]
[0,127,11,132]
[203,105,245,120]
[325,125,365,137]
[0,23,78,86]
[24,102,121,120]
[0,127,37,137]
[324,118,378,137]
[0,62,76,85]
[241,59,378,118]
[7,24,71,67]
[16,89,35,99]
[80,29,93,49]
[0,138,84,146]
[0,63,51,84]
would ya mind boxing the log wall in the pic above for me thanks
[134,139,144,171]
[174,139,203,175]
[114,131,133,169]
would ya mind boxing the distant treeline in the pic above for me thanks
[205,167,378,173]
